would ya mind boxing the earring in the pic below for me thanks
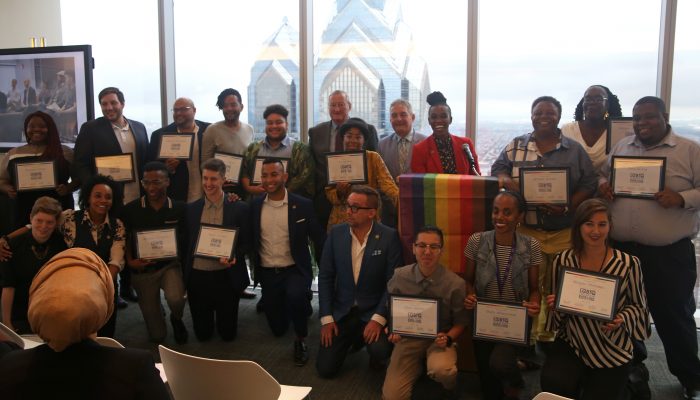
[604,111,609,120]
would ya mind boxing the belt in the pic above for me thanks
[262,264,295,274]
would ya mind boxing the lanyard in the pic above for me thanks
[494,234,516,298]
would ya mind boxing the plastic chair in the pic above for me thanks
[158,345,311,400]
[94,336,125,348]
[532,392,574,400]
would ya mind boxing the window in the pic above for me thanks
[670,0,700,141]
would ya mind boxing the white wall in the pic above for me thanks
[0,0,62,49]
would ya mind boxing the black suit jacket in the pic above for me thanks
[73,116,149,192]
[148,120,210,201]
[0,339,169,400]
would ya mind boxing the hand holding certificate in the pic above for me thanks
[473,300,530,345]
[13,160,57,191]
[389,295,440,339]
[135,228,178,261]
[555,267,620,321]
[194,224,238,260]
[326,151,368,185]
[519,167,570,205]
[610,156,666,199]
[157,133,195,160]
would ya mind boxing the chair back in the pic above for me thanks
[158,345,282,400]
[532,393,574,400]
[94,336,125,348]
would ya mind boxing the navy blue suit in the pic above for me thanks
[148,120,209,202]
[184,196,251,341]
[251,191,325,337]
[316,222,402,378]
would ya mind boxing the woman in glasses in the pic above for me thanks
[463,190,541,400]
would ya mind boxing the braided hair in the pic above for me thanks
[573,85,622,121]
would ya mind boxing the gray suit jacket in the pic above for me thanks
[377,131,427,180]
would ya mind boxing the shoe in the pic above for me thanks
[256,298,264,313]
[117,296,128,309]
[170,315,188,344]
[294,339,309,366]
[120,287,139,302]
[240,289,257,299]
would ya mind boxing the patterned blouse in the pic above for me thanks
[434,135,457,174]
[59,209,126,270]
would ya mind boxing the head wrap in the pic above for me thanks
[28,248,114,352]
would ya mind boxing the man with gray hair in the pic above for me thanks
[378,99,427,181]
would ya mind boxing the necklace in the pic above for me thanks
[31,243,50,260]
[494,233,516,298]
[580,245,608,272]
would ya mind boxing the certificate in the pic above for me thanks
[519,167,569,205]
[134,228,178,261]
[194,224,238,260]
[607,117,635,154]
[95,154,135,182]
[611,156,666,199]
[251,157,290,184]
[214,152,243,184]
[389,295,440,339]
[473,300,530,345]
[157,133,195,160]
[326,151,368,185]
[13,160,57,191]
[555,267,620,321]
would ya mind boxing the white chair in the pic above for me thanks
[158,345,311,400]
[94,336,125,348]
[532,392,574,400]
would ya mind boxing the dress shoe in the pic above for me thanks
[116,296,128,309]
[256,298,264,313]
[170,314,188,344]
[294,339,309,366]
[240,289,257,299]
[120,287,139,302]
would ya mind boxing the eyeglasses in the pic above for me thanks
[171,106,192,113]
[344,204,375,213]
[140,179,166,187]
[583,96,607,104]
[414,243,442,251]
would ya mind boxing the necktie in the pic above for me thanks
[334,126,344,152]
[398,137,409,174]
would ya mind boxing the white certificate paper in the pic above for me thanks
[214,152,243,184]
[611,156,665,198]
[95,154,135,182]
[326,151,368,185]
[607,118,635,154]
[14,160,56,191]
[194,225,238,259]
[251,157,289,184]
[390,295,440,339]
[520,168,569,205]
[158,133,194,160]
[556,268,620,321]
[473,301,529,345]
[135,228,178,261]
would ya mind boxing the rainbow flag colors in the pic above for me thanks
[398,174,500,274]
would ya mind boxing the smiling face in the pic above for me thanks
[579,211,610,249]
[531,101,561,134]
[632,102,669,147]
[221,94,243,124]
[99,93,124,124]
[390,103,415,137]
[491,193,522,236]
[88,184,113,220]
[30,211,58,243]
[428,105,452,136]
[172,98,196,129]
[343,127,365,151]
[582,86,608,121]
[201,168,225,199]
[328,93,351,125]
[25,116,48,145]
[141,170,169,204]
[412,232,443,273]
[265,113,288,142]
[260,161,288,196]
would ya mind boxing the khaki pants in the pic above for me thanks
[131,262,186,342]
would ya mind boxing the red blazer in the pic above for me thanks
[410,134,481,175]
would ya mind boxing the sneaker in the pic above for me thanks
[240,289,257,299]
[294,339,309,366]
[170,315,188,344]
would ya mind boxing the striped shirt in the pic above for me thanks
[546,248,650,368]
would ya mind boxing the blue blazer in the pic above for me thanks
[183,197,251,292]
[147,120,209,202]
[251,192,325,283]
[72,116,149,187]
[318,222,402,323]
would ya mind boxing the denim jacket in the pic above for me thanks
[474,230,534,302]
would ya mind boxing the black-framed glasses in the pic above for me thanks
[414,242,442,251]
[344,204,375,213]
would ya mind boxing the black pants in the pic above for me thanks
[187,269,240,342]
[316,307,392,378]
[473,341,524,400]
[259,265,311,338]
[541,339,630,400]
[614,238,700,388]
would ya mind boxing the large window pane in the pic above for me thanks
[312,0,468,137]
[670,0,700,141]
[477,0,661,174]
[173,0,299,139]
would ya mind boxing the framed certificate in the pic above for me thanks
[157,133,195,160]
[95,154,135,183]
[473,300,530,345]
[251,157,290,184]
[610,156,666,199]
[194,224,238,260]
[607,117,635,154]
[555,267,621,321]
[326,151,368,185]
[389,295,440,339]
[134,228,178,261]
[519,167,570,205]
[214,152,243,184]
[13,160,57,191]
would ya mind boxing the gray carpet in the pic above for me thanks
[114,289,692,400]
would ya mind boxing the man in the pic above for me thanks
[183,158,251,341]
[73,86,149,304]
[201,88,254,164]
[600,96,700,399]
[121,161,189,344]
[378,99,427,181]
[251,159,325,365]
[148,98,210,202]
[316,185,402,378]
[382,225,467,400]
[242,104,315,199]
[6,79,21,112]
[21,79,36,108]
[308,90,380,229]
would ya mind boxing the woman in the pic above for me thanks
[325,117,398,230]
[561,85,622,174]
[1,197,66,334]
[463,191,541,400]
[410,91,480,175]
[0,111,79,228]
[0,248,169,399]
[490,96,598,344]
[541,199,649,399]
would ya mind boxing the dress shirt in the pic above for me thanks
[179,124,202,202]
[192,194,227,271]
[260,190,294,268]
[60,209,125,270]
[600,129,700,245]
[111,121,140,203]
[257,136,294,158]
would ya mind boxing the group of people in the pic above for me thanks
[0,83,697,400]
[0,74,75,114]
